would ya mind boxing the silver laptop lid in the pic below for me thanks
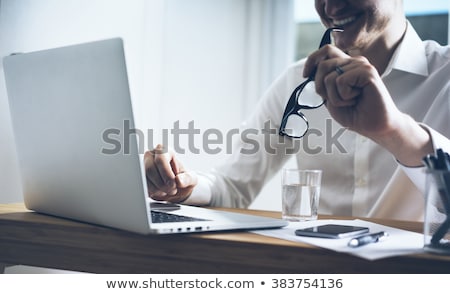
[3,38,152,234]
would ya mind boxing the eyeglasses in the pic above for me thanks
[279,27,343,138]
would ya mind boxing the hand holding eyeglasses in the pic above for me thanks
[295,27,432,167]
[279,26,401,140]
[301,35,402,139]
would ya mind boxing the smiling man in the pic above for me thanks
[315,0,406,73]
[145,0,450,222]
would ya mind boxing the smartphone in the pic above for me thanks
[295,224,369,239]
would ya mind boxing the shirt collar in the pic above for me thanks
[383,21,429,78]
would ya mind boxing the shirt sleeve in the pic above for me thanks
[400,124,450,194]
[180,172,213,206]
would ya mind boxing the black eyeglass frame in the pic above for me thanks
[279,27,343,138]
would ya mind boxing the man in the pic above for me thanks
[145,0,450,221]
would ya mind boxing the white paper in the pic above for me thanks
[252,219,424,260]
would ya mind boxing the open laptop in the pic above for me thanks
[2,38,288,234]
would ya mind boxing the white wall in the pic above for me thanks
[158,0,247,170]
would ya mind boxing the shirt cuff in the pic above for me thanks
[399,124,450,194]
[422,123,450,153]
[180,172,212,206]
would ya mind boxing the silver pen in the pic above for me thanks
[347,231,389,248]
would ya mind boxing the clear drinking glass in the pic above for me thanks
[281,169,322,221]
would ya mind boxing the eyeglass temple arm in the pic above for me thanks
[283,27,345,113]
[319,27,344,48]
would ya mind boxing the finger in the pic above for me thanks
[322,71,344,106]
[314,58,349,100]
[161,194,191,204]
[303,45,349,78]
[151,172,197,203]
[153,144,176,182]
[145,145,177,195]
[164,172,198,203]
[144,150,163,195]
[146,169,170,199]
[333,57,377,101]
[322,63,363,107]
[170,156,183,175]
[148,190,168,201]
[335,71,363,103]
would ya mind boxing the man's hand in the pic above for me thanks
[144,144,198,203]
[303,45,402,138]
[303,45,432,166]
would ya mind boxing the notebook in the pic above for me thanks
[2,38,287,234]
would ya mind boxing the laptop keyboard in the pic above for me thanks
[151,210,209,223]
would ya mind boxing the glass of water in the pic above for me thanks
[281,169,322,221]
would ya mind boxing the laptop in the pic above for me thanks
[2,38,288,234]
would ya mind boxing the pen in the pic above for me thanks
[347,231,389,248]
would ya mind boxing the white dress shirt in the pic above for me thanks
[185,23,450,222]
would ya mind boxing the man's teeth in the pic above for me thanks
[334,16,356,26]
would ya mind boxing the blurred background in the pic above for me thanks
[0,0,448,211]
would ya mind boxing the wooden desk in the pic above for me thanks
[1,203,450,274]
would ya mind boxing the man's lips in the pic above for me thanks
[332,16,357,27]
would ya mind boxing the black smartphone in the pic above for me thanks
[295,224,369,239]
